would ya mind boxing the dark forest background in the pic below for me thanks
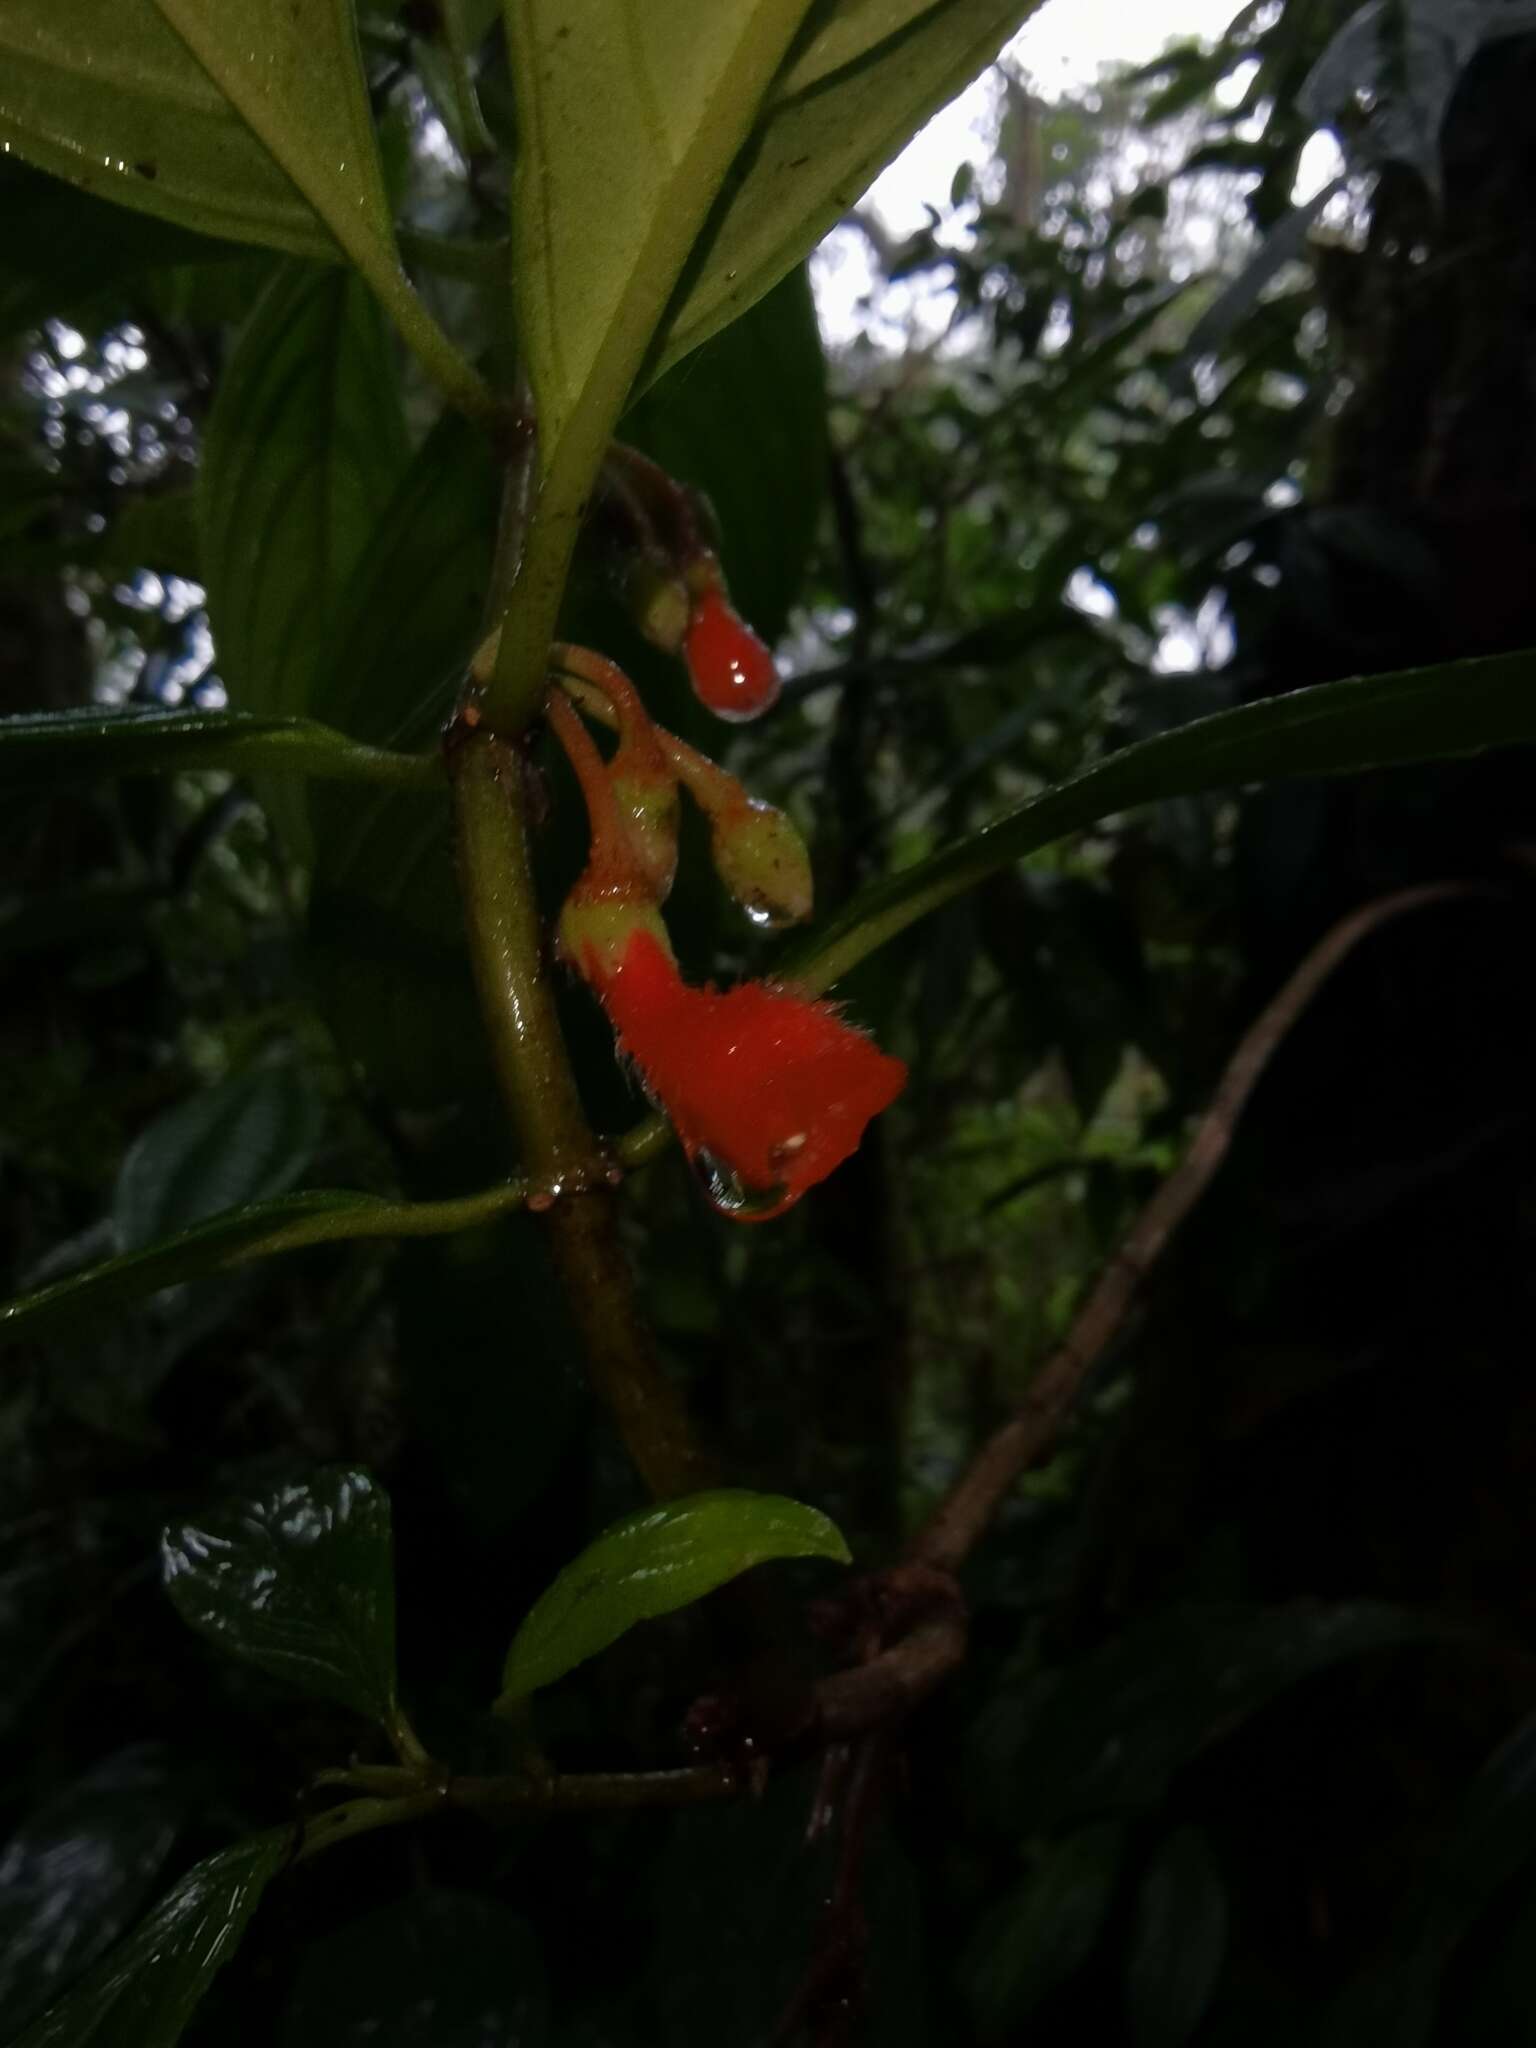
[7,2,1536,2042]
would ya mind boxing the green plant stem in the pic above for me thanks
[367,260,502,426]
[292,1789,445,1865]
[449,1765,737,1812]
[451,727,714,1497]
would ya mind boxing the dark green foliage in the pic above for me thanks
[6,3,1536,2045]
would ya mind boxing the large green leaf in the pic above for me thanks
[0,1183,522,1345]
[202,262,410,729]
[201,261,410,850]
[0,708,438,791]
[149,0,397,283]
[0,3,333,257]
[653,0,1043,378]
[497,1489,850,1706]
[114,1069,325,1252]
[792,650,1536,991]
[502,2,809,477]
[163,1466,399,1728]
[13,1830,286,2048]
[0,1750,183,2037]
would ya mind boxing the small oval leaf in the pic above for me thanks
[498,1489,851,1706]
[162,1466,399,1728]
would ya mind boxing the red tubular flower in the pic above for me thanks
[683,578,781,723]
[580,927,906,1220]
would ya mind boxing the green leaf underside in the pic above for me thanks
[0,2,333,256]
[504,1,813,468]
[149,0,397,282]
[0,708,435,790]
[498,1489,851,1704]
[651,0,1042,380]
[163,1466,398,1726]
[13,1831,286,2048]
[792,649,1536,992]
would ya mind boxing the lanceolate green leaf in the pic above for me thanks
[163,1467,399,1727]
[0,708,438,792]
[791,650,1536,992]
[498,1489,850,1707]
[13,1830,286,2048]
[0,1184,524,1346]
[0,3,333,257]
[149,0,395,289]
[504,2,811,473]
[654,0,1042,378]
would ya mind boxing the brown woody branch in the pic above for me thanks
[910,879,1477,1575]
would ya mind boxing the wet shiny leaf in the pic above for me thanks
[12,1830,286,2048]
[0,1748,183,2035]
[498,1489,850,1706]
[162,1466,399,1727]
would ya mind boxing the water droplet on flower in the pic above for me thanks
[690,1149,792,1221]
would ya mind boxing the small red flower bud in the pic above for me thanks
[683,584,781,723]
[589,929,906,1221]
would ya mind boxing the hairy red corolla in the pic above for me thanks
[581,928,905,1219]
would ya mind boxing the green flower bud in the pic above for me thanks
[707,794,814,929]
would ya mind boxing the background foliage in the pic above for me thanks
[5,0,1536,2042]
